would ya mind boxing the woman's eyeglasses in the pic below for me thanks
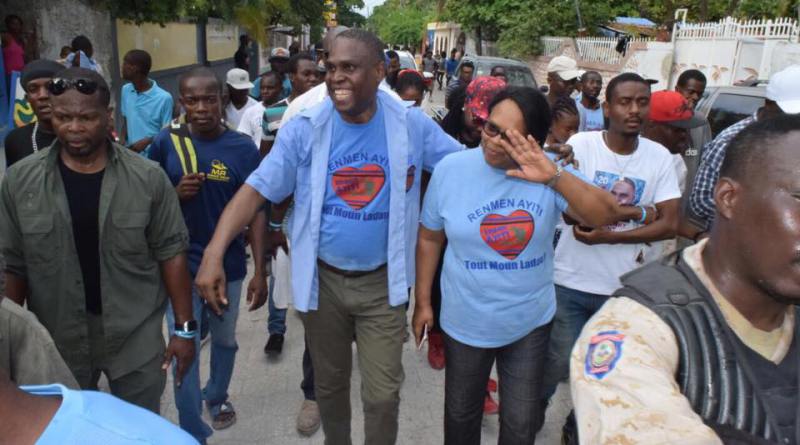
[47,78,99,96]
[483,121,511,142]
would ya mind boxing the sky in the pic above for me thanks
[357,0,387,17]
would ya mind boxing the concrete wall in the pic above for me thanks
[117,20,198,71]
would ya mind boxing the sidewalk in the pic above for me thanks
[160,258,572,445]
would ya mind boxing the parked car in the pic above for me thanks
[455,55,538,88]
[384,49,418,71]
[696,85,766,138]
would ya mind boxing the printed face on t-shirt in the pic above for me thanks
[594,171,644,206]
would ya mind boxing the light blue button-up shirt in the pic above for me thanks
[246,90,463,312]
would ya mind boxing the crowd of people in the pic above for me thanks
[2,18,800,445]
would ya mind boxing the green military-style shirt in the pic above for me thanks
[0,140,189,379]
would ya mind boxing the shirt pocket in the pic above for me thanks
[20,214,62,269]
[111,211,151,256]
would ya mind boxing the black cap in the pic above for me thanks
[20,59,65,88]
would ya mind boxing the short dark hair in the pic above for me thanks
[386,50,399,61]
[450,48,457,55]
[335,28,385,64]
[395,70,425,95]
[289,53,315,74]
[720,114,800,180]
[54,67,110,107]
[605,72,650,102]
[490,66,505,75]
[70,35,93,54]
[461,61,475,72]
[677,69,707,87]
[4,14,21,28]
[124,49,152,75]
[261,70,282,84]
[581,70,602,81]
[488,86,551,145]
[551,96,579,122]
[179,66,221,95]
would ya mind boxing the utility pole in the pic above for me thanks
[574,0,584,30]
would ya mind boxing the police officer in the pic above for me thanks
[571,114,800,444]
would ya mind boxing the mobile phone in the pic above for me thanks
[417,324,429,351]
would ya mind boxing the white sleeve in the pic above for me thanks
[571,297,722,445]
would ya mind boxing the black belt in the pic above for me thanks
[317,259,386,278]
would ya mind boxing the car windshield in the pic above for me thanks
[397,53,416,70]
[475,62,535,88]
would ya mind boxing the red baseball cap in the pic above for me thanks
[465,76,507,122]
[649,90,705,129]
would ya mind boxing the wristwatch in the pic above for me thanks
[175,320,198,334]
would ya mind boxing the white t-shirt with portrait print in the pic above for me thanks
[553,131,682,295]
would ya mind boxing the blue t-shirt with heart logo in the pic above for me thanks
[319,102,392,271]
[421,147,579,348]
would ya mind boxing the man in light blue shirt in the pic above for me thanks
[194,29,462,445]
[576,70,604,132]
[0,368,197,444]
[120,49,174,156]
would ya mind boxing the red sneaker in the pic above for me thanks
[484,391,499,415]
[427,331,446,370]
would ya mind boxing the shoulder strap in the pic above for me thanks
[168,123,198,175]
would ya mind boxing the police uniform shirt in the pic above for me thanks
[570,239,795,444]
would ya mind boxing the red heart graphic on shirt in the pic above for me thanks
[406,165,416,192]
[479,210,535,260]
[332,164,386,210]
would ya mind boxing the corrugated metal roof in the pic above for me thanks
[614,16,656,27]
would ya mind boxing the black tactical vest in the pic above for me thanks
[613,253,800,444]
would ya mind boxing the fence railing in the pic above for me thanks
[574,37,651,64]
[675,16,798,41]
[541,37,569,56]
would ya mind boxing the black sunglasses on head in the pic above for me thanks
[47,78,99,96]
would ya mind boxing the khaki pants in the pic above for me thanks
[71,312,166,414]
[300,265,405,445]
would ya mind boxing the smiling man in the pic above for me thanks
[4,59,64,167]
[541,73,681,437]
[0,67,195,415]
[194,29,463,444]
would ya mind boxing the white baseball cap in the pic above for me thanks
[547,56,581,81]
[766,65,800,114]
[226,68,254,90]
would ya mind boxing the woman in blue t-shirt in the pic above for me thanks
[413,86,656,444]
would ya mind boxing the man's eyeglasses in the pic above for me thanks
[47,78,99,96]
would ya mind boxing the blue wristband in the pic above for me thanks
[174,330,198,340]
[268,221,282,230]
[638,206,647,224]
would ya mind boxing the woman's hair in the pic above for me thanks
[487,86,551,145]
[441,83,469,139]
[395,69,425,95]
[551,96,579,123]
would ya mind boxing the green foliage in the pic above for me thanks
[368,0,437,47]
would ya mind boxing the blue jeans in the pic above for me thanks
[542,284,609,400]
[267,274,287,335]
[167,279,243,442]
[443,322,552,445]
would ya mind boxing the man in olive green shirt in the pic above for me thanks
[0,67,196,414]
[0,293,79,389]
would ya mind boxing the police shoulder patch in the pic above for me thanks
[585,330,625,380]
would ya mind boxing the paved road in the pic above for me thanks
[160,86,573,444]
